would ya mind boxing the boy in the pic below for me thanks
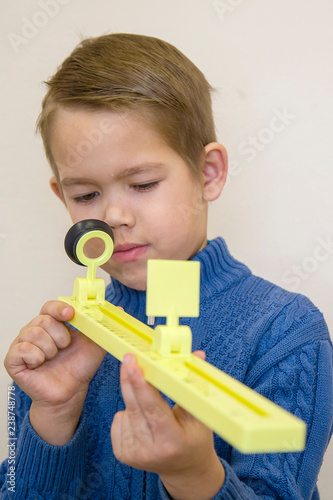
[1,33,332,499]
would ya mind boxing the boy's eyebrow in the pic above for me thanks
[61,163,165,187]
[116,163,165,179]
[61,177,95,187]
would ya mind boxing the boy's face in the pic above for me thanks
[50,108,209,290]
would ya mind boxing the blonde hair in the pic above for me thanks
[36,33,217,179]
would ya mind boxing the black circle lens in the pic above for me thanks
[64,219,114,266]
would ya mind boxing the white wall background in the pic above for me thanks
[1,0,332,496]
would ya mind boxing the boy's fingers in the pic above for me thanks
[110,410,124,454]
[24,315,71,350]
[119,354,145,414]
[121,352,206,419]
[21,299,75,351]
[193,350,206,361]
[5,342,46,373]
[40,300,75,322]
[120,354,171,424]
[18,326,58,361]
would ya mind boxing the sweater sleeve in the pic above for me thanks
[159,315,333,499]
[0,384,88,499]
[219,334,333,499]
[223,307,333,500]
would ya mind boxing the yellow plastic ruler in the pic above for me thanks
[59,220,306,454]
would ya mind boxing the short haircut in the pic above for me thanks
[36,33,217,180]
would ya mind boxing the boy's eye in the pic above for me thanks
[73,192,99,203]
[132,181,159,192]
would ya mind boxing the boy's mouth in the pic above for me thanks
[112,243,149,262]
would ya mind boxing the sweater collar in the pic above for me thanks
[105,238,251,313]
[192,237,251,299]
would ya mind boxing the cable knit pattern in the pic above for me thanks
[1,237,332,499]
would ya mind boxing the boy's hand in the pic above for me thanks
[4,300,106,445]
[111,352,225,500]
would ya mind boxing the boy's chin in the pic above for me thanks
[110,267,147,291]
[122,279,147,291]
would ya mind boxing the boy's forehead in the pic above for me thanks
[52,106,156,137]
[50,107,175,179]
[51,107,169,158]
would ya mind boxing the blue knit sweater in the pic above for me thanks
[1,238,332,499]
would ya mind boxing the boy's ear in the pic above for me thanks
[50,176,66,205]
[202,143,228,201]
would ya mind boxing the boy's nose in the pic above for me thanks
[104,202,135,230]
